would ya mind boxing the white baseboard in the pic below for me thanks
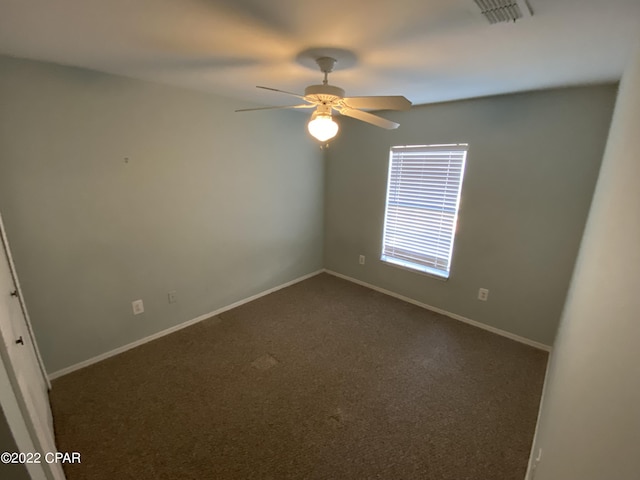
[48,269,324,380]
[324,269,552,352]
[524,356,553,479]
[49,267,550,380]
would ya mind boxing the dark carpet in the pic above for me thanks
[50,273,547,480]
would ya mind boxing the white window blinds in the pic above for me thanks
[381,144,468,279]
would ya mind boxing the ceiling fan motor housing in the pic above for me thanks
[304,84,345,105]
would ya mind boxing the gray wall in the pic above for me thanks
[0,56,324,374]
[528,45,640,479]
[324,85,616,346]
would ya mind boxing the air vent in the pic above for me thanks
[474,0,533,24]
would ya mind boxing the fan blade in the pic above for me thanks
[342,96,411,111]
[339,108,400,129]
[235,104,315,112]
[256,86,307,100]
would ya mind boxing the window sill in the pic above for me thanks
[380,257,449,282]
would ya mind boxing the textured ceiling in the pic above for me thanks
[0,0,639,107]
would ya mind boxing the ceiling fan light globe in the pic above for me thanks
[307,115,339,142]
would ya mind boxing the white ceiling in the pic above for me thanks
[0,0,639,107]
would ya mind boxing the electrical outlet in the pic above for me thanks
[168,290,177,304]
[132,299,144,315]
[359,255,365,265]
[478,288,489,301]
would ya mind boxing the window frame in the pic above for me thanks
[380,143,468,280]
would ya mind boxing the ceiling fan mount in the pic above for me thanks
[236,51,412,142]
[315,56,337,76]
[304,57,346,103]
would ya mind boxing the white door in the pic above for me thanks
[0,213,65,479]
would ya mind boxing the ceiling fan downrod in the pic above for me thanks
[315,57,337,85]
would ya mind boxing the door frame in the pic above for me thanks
[0,212,65,480]
[0,213,50,389]
[0,351,61,480]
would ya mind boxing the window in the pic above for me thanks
[381,144,468,279]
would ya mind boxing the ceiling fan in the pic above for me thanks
[235,56,412,142]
